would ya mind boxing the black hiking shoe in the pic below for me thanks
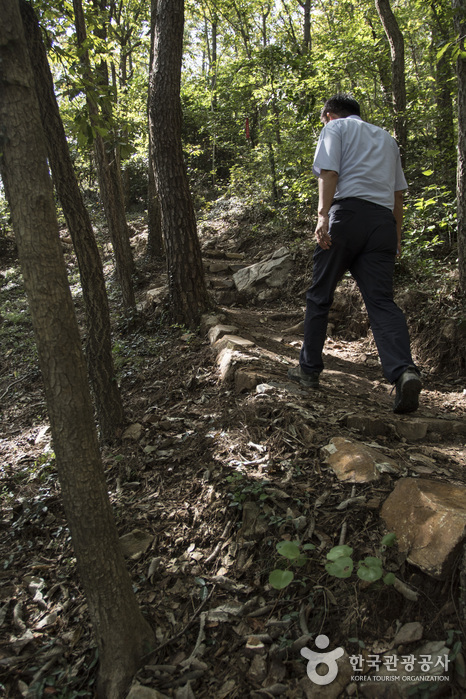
[393,367,421,414]
[287,365,320,389]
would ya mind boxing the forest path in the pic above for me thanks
[2,227,466,697]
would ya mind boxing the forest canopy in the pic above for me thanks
[1,0,456,247]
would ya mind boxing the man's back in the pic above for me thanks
[313,115,407,209]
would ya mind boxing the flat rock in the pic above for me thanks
[321,437,401,483]
[217,348,254,382]
[393,621,423,645]
[214,334,255,353]
[395,417,466,441]
[345,414,393,437]
[208,324,239,344]
[381,478,466,578]
[233,249,292,292]
[208,261,230,273]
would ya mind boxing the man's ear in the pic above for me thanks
[326,112,339,121]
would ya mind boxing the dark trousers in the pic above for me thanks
[300,198,415,384]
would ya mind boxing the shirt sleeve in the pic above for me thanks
[394,149,408,191]
[312,123,342,176]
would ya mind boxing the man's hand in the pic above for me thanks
[315,213,332,249]
[315,169,338,250]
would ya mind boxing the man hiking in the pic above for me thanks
[288,94,421,414]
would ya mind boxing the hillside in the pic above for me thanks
[1,200,465,698]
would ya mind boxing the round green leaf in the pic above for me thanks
[362,557,383,569]
[327,545,353,561]
[276,540,301,560]
[357,559,383,582]
[383,573,396,585]
[325,556,354,579]
[269,569,294,590]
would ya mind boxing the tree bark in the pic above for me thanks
[299,0,311,52]
[432,0,456,187]
[72,0,136,308]
[375,0,407,163]
[147,0,164,259]
[19,0,125,441]
[0,3,154,696]
[453,0,466,299]
[149,0,210,327]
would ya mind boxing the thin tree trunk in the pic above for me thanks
[149,0,210,327]
[432,0,456,189]
[147,0,164,258]
[299,0,311,52]
[0,4,154,698]
[20,0,125,441]
[453,0,466,299]
[375,0,407,163]
[72,0,135,308]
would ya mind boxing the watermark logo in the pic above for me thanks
[300,637,450,687]
[300,634,344,686]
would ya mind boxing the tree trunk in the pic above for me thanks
[432,0,456,188]
[299,0,311,52]
[147,0,164,259]
[453,0,466,299]
[19,0,125,441]
[147,139,164,258]
[375,0,407,163]
[72,0,136,308]
[0,3,155,696]
[149,0,210,327]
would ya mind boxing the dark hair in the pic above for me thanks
[321,93,360,119]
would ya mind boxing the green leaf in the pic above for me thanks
[436,42,452,62]
[357,557,383,582]
[276,540,301,560]
[422,170,434,176]
[325,556,354,579]
[269,569,294,589]
[383,573,396,585]
[326,545,353,561]
[381,533,397,548]
[303,543,316,551]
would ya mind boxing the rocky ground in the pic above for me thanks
[1,198,466,698]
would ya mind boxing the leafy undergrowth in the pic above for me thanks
[0,204,465,698]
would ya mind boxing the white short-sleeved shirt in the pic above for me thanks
[313,115,407,210]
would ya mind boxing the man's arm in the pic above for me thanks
[393,190,403,257]
[315,169,339,249]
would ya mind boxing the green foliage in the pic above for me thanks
[325,546,355,579]
[268,534,397,591]
[402,180,456,274]
[226,472,270,508]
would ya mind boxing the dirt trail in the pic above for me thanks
[1,222,466,697]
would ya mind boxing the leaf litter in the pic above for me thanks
[1,211,466,697]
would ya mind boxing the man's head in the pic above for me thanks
[320,94,360,124]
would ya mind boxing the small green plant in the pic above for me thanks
[268,539,315,589]
[268,533,397,590]
[226,472,270,509]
